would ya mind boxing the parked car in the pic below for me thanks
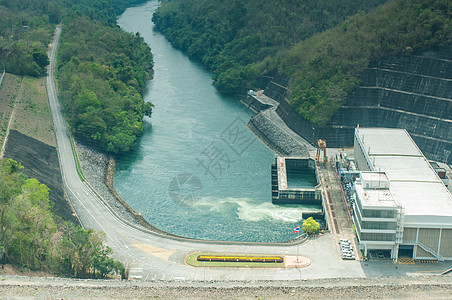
[342,255,355,260]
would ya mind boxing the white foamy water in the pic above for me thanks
[194,197,321,222]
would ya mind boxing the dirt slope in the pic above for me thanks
[4,129,78,224]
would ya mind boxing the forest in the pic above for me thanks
[153,0,451,126]
[0,159,126,278]
[57,18,154,153]
[0,0,153,153]
[0,0,152,277]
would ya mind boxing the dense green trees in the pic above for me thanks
[0,159,125,278]
[0,0,155,154]
[57,18,154,153]
[152,0,387,93]
[302,217,320,236]
[0,3,53,76]
[265,0,452,125]
[153,0,451,126]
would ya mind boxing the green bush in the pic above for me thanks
[0,159,125,278]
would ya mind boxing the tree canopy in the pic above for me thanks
[0,0,147,76]
[152,0,387,94]
[0,0,155,154]
[152,0,451,126]
[57,17,154,153]
[0,158,125,278]
[264,0,452,125]
[302,217,320,236]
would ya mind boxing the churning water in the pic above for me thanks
[115,0,322,242]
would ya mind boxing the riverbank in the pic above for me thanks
[73,92,318,240]
[73,139,312,245]
[75,142,169,234]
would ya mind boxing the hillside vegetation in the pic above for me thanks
[0,0,146,77]
[153,0,451,126]
[0,0,154,153]
[0,0,153,277]
[152,0,387,93]
[0,159,125,278]
[58,18,153,153]
[266,0,451,125]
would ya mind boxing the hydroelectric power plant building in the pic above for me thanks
[353,127,452,261]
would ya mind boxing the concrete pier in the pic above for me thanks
[271,157,322,205]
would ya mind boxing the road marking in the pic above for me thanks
[153,275,157,281]
[161,274,165,280]
[398,258,415,264]
[133,244,175,261]
[173,276,185,281]
[145,274,149,281]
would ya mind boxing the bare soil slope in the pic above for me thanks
[0,73,22,147]
[11,76,56,146]
[4,129,78,224]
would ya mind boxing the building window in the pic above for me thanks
[362,209,396,218]
[362,221,396,230]
[361,233,395,241]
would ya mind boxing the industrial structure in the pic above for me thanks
[315,139,327,164]
[352,127,452,261]
[271,157,322,206]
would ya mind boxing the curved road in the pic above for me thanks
[46,26,366,281]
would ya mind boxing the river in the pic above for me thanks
[115,0,321,243]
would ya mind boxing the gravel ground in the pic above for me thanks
[0,275,451,299]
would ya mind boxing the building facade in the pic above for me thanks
[353,128,452,261]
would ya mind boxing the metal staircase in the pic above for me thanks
[416,241,445,262]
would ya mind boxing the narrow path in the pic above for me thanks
[0,69,5,86]
[0,77,24,159]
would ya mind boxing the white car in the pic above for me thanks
[342,255,355,260]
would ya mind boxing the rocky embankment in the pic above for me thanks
[74,142,171,235]
[243,94,313,156]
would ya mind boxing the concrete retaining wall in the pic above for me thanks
[258,52,452,164]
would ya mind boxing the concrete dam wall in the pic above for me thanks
[258,53,452,164]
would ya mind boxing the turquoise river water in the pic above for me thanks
[115,0,322,243]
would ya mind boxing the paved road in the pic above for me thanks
[45,26,450,282]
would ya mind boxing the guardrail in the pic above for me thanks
[69,135,86,182]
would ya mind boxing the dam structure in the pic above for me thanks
[256,51,452,164]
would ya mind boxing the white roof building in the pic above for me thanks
[353,127,452,261]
